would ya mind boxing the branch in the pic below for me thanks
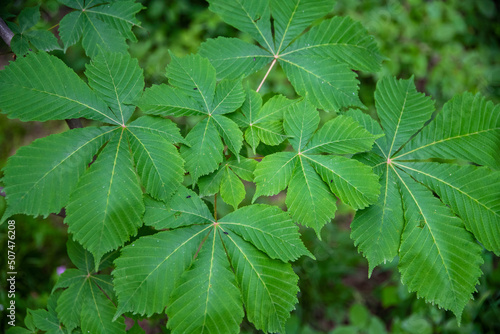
[0,18,14,46]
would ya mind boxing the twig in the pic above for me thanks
[256,57,277,93]
[0,18,14,46]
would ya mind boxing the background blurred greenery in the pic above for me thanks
[0,0,499,333]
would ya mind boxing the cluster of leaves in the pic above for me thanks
[1,0,499,333]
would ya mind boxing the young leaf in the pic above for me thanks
[58,0,141,56]
[254,99,381,235]
[351,76,500,318]
[220,165,246,210]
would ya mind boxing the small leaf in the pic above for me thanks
[212,114,244,158]
[220,166,246,209]
[253,152,297,201]
[138,84,205,116]
[283,98,319,151]
[212,78,245,115]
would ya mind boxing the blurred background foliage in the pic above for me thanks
[0,0,499,333]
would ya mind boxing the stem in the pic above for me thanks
[0,18,14,46]
[256,58,277,93]
[214,193,218,222]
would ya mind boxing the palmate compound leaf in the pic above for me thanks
[1,50,186,268]
[58,0,142,57]
[230,90,297,154]
[113,187,310,333]
[350,76,500,319]
[253,98,381,236]
[139,53,245,183]
[201,0,384,111]
[54,241,125,333]
[198,156,257,209]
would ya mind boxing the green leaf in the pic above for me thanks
[167,230,244,334]
[253,152,297,200]
[220,204,313,261]
[166,52,216,112]
[18,6,40,31]
[375,76,435,157]
[286,157,337,235]
[29,309,63,334]
[127,123,184,201]
[283,98,319,151]
[181,118,224,183]
[138,84,205,116]
[0,52,118,124]
[228,156,257,181]
[279,55,363,111]
[199,37,272,79]
[224,233,299,333]
[59,11,86,51]
[306,155,381,210]
[2,127,114,218]
[395,92,500,169]
[198,168,225,197]
[271,0,333,53]
[127,115,188,145]
[212,114,244,158]
[397,162,500,254]
[86,1,143,42]
[81,279,126,334]
[212,78,246,115]
[207,0,275,53]
[305,115,383,155]
[55,270,87,330]
[395,170,483,319]
[281,16,385,72]
[113,226,208,318]
[85,50,144,124]
[25,30,60,52]
[220,165,246,209]
[350,76,499,318]
[81,13,128,57]
[350,164,404,274]
[65,130,145,264]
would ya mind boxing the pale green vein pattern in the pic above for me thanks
[283,98,320,151]
[395,92,500,169]
[220,204,312,261]
[395,170,483,319]
[286,158,337,235]
[220,166,246,209]
[225,233,299,333]
[397,162,500,254]
[127,126,184,201]
[253,152,297,200]
[65,130,144,264]
[350,165,404,274]
[212,114,244,158]
[199,37,272,79]
[167,230,244,334]
[81,13,128,57]
[181,118,224,183]
[375,76,435,157]
[271,0,334,53]
[138,84,205,116]
[113,226,208,318]
[85,50,144,124]
[2,127,114,218]
[0,52,115,123]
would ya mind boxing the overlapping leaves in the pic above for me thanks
[58,0,142,57]
[200,0,384,111]
[253,98,382,236]
[113,187,312,333]
[6,5,60,56]
[350,76,500,320]
[138,52,245,183]
[0,50,185,266]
